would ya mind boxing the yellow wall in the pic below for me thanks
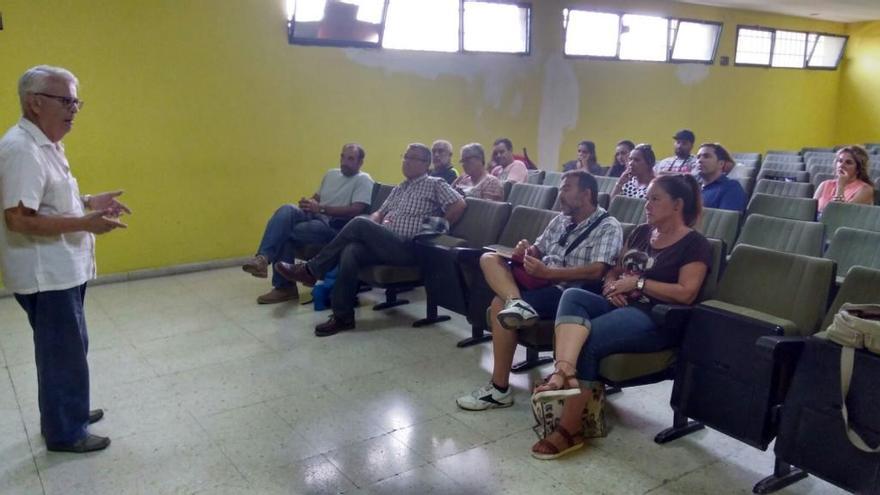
[836,21,880,145]
[0,0,858,277]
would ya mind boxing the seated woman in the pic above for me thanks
[562,141,604,175]
[814,145,875,214]
[530,174,711,460]
[606,140,635,178]
[452,143,504,201]
[611,143,655,199]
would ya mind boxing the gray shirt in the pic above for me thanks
[317,169,374,207]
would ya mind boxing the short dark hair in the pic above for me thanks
[343,143,365,161]
[697,142,732,163]
[652,174,703,227]
[562,170,599,207]
[493,138,513,151]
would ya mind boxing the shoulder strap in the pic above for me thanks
[564,212,610,258]
[839,346,880,452]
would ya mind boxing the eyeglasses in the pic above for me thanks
[34,92,84,110]
[557,222,577,247]
[402,154,429,163]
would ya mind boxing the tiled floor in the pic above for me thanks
[0,268,847,494]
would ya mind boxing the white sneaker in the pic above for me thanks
[497,298,538,330]
[456,383,513,411]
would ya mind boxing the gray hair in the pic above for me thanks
[431,139,453,153]
[18,65,79,112]
[407,143,432,163]
[460,142,485,164]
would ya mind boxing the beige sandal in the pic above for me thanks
[532,361,581,402]
[531,424,584,460]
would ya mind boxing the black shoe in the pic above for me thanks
[89,409,104,424]
[47,434,111,453]
[315,315,355,337]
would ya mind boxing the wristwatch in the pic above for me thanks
[319,206,327,214]
[636,277,646,291]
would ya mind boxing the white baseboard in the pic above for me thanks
[0,256,251,299]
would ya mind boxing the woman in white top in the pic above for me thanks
[611,143,656,199]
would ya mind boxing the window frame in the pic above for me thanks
[668,18,723,65]
[286,0,531,56]
[734,25,848,70]
[563,8,722,65]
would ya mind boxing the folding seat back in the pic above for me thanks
[760,267,880,495]
[608,195,646,225]
[733,152,761,161]
[807,163,835,177]
[696,207,740,256]
[753,179,814,198]
[507,183,558,210]
[660,245,835,451]
[542,171,563,187]
[736,159,761,168]
[449,198,512,248]
[810,172,835,189]
[526,170,545,185]
[823,227,880,285]
[496,206,558,247]
[760,161,805,173]
[756,169,810,183]
[595,176,618,194]
[820,202,880,241]
[728,164,757,179]
[746,193,817,222]
[764,152,802,162]
[735,214,824,258]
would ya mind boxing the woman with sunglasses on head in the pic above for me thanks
[611,143,655,199]
[529,173,711,460]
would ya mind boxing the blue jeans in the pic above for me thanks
[15,284,90,445]
[256,204,338,288]
[555,288,675,384]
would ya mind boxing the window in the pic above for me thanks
[287,0,531,54]
[563,9,720,64]
[287,0,386,47]
[807,34,847,68]
[463,1,530,54]
[735,26,847,69]
[669,20,722,63]
[772,30,807,68]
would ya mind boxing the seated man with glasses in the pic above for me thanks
[452,142,504,201]
[457,170,622,411]
[241,143,374,304]
[276,143,466,336]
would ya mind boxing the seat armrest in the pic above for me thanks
[755,336,806,363]
[651,304,693,330]
[452,247,485,264]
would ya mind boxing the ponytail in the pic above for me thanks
[653,174,703,227]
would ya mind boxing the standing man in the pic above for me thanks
[655,129,698,175]
[241,143,373,304]
[430,139,458,185]
[0,65,130,453]
[276,143,466,336]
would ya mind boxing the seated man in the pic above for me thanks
[655,129,698,176]
[242,143,373,304]
[430,139,459,185]
[490,138,529,183]
[697,142,747,212]
[456,170,623,410]
[276,143,466,336]
[452,143,504,201]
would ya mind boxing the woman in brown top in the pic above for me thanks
[530,174,712,460]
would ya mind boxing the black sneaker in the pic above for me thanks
[47,434,111,453]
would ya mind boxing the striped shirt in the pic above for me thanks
[377,174,463,239]
[533,207,623,288]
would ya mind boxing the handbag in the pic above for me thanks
[818,303,880,453]
[530,386,607,440]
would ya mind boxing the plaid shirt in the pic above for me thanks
[533,207,623,288]
[655,155,699,175]
[377,174,463,239]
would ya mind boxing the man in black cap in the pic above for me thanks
[655,129,698,175]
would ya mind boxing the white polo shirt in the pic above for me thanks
[0,118,96,294]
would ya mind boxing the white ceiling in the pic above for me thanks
[681,0,880,23]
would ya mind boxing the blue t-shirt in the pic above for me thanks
[701,175,747,212]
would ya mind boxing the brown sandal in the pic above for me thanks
[531,424,584,460]
[532,361,581,402]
